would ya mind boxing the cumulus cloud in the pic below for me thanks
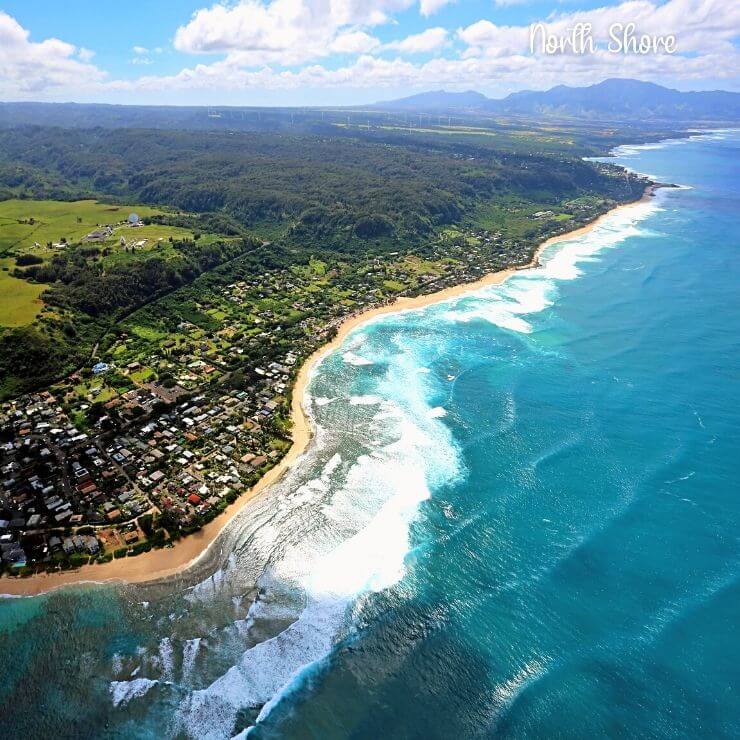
[120,41,739,94]
[0,11,105,96]
[459,0,740,58]
[161,0,740,92]
[330,31,381,55]
[419,0,454,16]
[173,0,416,65]
[384,27,449,54]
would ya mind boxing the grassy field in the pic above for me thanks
[0,199,172,256]
[0,258,47,327]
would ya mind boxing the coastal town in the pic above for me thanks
[0,174,649,578]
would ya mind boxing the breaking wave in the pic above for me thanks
[153,335,465,738]
[436,196,660,333]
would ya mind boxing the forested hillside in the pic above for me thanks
[0,127,642,252]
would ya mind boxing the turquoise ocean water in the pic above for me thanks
[1,131,738,738]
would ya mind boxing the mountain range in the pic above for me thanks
[374,79,740,122]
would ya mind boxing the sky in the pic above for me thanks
[0,0,738,106]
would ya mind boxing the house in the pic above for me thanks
[85,226,112,241]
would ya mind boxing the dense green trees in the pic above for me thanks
[0,127,643,255]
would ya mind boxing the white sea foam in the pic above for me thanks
[110,652,124,677]
[110,677,159,707]
[312,396,335,407]
[350,394,382,405]
[155,637,175,682]
[181,637,202,682]
[342,351,374,366]
[438,197,659,334]
[173,350,462,738]
[491,658,551,718]
[168,196,661,735]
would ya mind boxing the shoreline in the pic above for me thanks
[0,187,657,597]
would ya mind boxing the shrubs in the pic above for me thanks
[130,541,152,555]
[68,552,89,567]
[138,513,154,536]
[15,253,43,266]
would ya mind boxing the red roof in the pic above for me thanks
[187,494,202,506]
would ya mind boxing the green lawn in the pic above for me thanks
[130,367,155,384]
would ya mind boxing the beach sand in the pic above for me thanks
[0,189,655,596]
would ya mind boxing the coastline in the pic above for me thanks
[0,187,656,597]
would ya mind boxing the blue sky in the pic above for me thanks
[0,0,738,105]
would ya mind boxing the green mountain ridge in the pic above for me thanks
[374,78,740,122]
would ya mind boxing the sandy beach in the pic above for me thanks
[0,188,656,597]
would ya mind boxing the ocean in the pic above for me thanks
[1,131,739,739]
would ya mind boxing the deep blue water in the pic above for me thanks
[1,132,738,739]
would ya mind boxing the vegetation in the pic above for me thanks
[0,123,649,400]
[0,257,47,327]
[0,126,642,250]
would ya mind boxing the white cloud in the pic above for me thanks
[330,31,381,55]
[78,47,95,62]
[384,27,449,54]
[131,45,153,66]
[115,39,739,97]
[173,0,416,65]
[459,0,740,58]
[0,11,105,96]
[419,0,454,16]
